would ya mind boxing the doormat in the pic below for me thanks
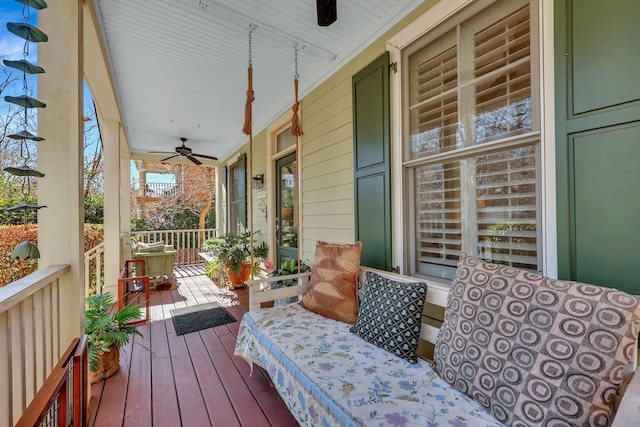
[171,301,236,336]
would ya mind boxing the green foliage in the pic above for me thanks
[131,208,215,232]
[271,257,311,287]
[204,259,225,285]
[0,176,38,225]
[0,224,104,287]
[85,292,143,372]
[202,230,267,274]
[84,193,104,224]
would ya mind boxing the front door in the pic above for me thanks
[275,152,298,265]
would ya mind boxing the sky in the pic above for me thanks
[2,1,102,165]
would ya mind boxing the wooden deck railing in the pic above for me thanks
[131,228,217,266]
[84,241,105,296]
[0,264,71,427]
[15,335,88,427]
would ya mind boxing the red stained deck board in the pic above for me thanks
[200,326,274,427]
[148,292,182,427]
[162,290,212,426]
[91,338,133,427]
[217,331,299,426]
[123,322,152,427]
[183,331,242,427]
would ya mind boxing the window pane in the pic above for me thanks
[476,145,538,270]
[414,161,462,280]
[470,3,532,143]
[413,145,539,278]
[408,29,460,159]
[277,128,296,152]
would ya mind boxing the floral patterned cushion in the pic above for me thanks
[434,253,640,427]
[350,271,428,363]
[301,241,362,324]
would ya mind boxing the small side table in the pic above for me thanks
[118,259,150,325]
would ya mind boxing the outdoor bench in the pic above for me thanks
[235,264,640,427]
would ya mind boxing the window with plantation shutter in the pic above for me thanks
[404,0,540,281]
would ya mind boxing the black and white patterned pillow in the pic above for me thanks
[350,271,428,363]
[434,253,640,427]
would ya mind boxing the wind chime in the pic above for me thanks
[3,0,49,260]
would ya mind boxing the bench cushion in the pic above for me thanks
[350,271,428,363]
[434,253,640,427]
[235,303,504,427]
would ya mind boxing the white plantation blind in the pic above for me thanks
[405,0,540,280]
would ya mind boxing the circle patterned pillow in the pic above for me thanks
[433,253,640,427]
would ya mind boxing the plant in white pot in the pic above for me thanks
[85,292,143,383]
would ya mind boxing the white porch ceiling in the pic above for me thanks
[91,0,423,163]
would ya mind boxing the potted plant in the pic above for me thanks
[85,292,143,383]
[203,230,268,288]
[270,257,311,306]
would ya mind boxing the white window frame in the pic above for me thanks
[387,0,557,280]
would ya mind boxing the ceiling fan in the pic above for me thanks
[316,0,337,26]
[151,138,218,165]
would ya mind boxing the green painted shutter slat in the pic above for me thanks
[353,51,392,271]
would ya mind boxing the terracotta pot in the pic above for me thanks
[226,262,251,288]
[90,345,120,384]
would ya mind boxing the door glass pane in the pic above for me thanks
[279,158,297,249]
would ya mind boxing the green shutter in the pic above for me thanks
[352,51,392,271]
[555,0,640,294]
[237,153,247,228]
[221,166,228,229]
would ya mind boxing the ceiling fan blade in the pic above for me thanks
[147,150,175,154]
[191,153,218,161]
[186,155,202,165]
[316,0,337,26]
[160,154,179,162]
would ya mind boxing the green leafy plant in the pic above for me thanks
[271,257,311,287]
[204,259,226,284]
[203,230,268,274]
[85,292,143,372]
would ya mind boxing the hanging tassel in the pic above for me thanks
[242,66,254,136]
[291,78,303,137]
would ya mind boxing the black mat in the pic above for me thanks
[170,302,236,336]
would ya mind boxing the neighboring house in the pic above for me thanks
[132,160,216,225]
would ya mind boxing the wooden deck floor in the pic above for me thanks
[88,266,299,427]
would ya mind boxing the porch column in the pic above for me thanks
[120,134,132,266]
[101,120,121,295]
[37,0,84,341]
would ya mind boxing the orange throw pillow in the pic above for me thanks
[301,241,362,324]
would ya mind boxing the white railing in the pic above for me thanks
[142,181,183,198]
[131,228,218,266]
[84,241,105,296]
[0,264,71,427]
